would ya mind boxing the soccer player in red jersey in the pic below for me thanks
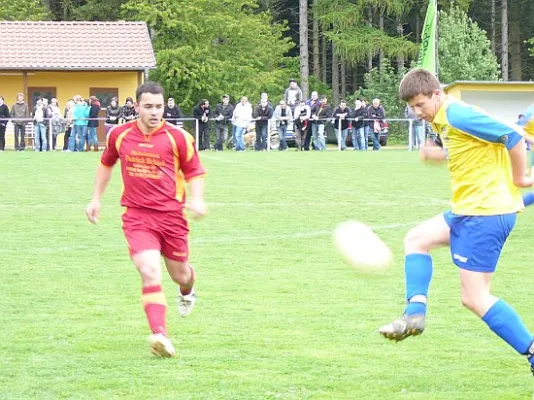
[85,82,207,357]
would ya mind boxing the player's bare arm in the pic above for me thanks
[420,140,447,163]
[85,163,113,224]
[508,138,533,188]
[185,177,208,220]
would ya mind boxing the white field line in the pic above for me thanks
[2,221,419,254]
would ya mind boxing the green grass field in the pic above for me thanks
[1,149,534,399]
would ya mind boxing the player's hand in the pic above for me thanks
[514,175,533,188]
[185,198,208,220]
[85,200,101,224]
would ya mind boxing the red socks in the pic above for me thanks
[141,285,167,336]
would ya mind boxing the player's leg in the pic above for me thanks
[164,258,197,317]
[131,249,175,358]
[123,210,175,357]
[457,214,534,374]
[161,213,196,317]
[379,213,450,341]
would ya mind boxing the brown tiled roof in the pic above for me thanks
[0,21,156,70]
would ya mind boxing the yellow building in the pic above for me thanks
[0,21,156,148]
[443,81,534,123]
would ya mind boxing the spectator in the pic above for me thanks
[33,98,47,152]
[405,104,424,149]
[305,91,319,151]
[258,92,274,108]
[105,97,122,135]
[213,95,234,151]
[253,98,273,151]
[0,96,10,151]
[310,95,331,151]
[63,99,74,151]
[273,99,294,151]
[367,98,385,151]
[232,96,253,152]
[284,79,303,111]
[70,95,90,152]
[10,93,29,151]
[293,99,310,151]
[351,100,366,151]
[164,97,183,126]
[122,96,137,123]
[332,100,350,151]
[87,96,101,151]
[193,99,211,151]
[46,98,62,150]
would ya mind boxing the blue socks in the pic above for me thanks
[482,299,534,359]
[404,253,433,316]
[523,192,534,207]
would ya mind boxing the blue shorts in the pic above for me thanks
[443,211,516,273]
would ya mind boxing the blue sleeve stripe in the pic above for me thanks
[446,102,523,144]
[505,131,522,150]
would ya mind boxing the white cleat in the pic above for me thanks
[177,288,197,317]
[148,334,176,358]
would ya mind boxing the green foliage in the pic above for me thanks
[316,0,419,64]
[438,7,499,83]
[529,38,534,57]
[0,0,50,20]
[122,0,295,111]
[349,61,407,143]
[72,0,127,20]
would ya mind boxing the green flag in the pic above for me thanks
[418,0,437,75]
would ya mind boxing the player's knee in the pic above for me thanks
[137,263,160,284]
[460,290,481,313]
[404,227,426,252]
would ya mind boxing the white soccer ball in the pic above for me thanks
[333,221,393,274]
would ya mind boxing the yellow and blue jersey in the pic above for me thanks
[431,96,524,216]
[518,104,534,138]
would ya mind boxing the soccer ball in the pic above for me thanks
[333,221,393,274]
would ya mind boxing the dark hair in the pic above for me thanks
[136,81,165,102]
[399,68,441,102]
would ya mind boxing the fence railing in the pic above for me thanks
[0,116,430,152]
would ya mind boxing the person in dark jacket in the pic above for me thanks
[367,98,386,151]
[105,97,122,135]
[351,99,367,151]
[253,99,273,151]
[163,98,183,126]
[213,95,234,151]
[310,96,331,151]
[122,97,137,123]
[0,96,10,151]
[332,100,350,150]
[193,99,211,151]
[87,96,101,151]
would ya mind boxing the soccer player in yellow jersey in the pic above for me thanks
[378,68,534,375]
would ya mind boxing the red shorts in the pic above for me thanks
[121,207,189,262]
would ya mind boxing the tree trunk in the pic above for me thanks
[299,0,310,99]
[321,34,327,82]
[397,19,404,73]
[367,7,373,71]
[416,12,420,43]
[501,0,508,81]
[509,3,522,80]
[341,60,346,99]
[490,0,496,54]
[378,13,384,75]
[332,44,339,105]
[312,0,320,79]
[352,65,358,94]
